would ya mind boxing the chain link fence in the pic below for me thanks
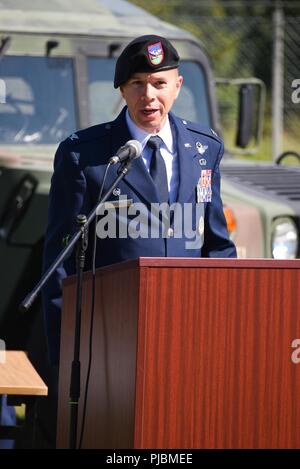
[131,0,300,159]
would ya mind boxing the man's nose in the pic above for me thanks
[142,84,155,100]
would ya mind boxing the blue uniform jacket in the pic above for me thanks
[42,107,236,364]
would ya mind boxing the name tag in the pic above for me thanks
[101,198,133,210]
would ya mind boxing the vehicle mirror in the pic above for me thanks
[215,77,266,155]
[236,84,254,148]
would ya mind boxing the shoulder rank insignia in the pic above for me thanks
[69,133,79,141]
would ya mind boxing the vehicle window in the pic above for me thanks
[0,56,76,144]
[176,61,211,125]
[87,58,122,125]
[87,58,211,126]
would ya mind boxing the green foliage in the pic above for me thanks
[130,0,273,82]
[129,1,300,160]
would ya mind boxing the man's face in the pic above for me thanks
[120,69,183,133]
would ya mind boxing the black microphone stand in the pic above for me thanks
[20,158,134,449]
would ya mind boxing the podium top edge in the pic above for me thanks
[64,257,300,285]
[136,257,300,269]
[96,257,300,271]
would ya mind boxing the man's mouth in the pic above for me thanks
[141,109,158,116]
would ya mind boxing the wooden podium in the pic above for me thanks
[57,258,300,448]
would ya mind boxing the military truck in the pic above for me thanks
[1,0,300,339]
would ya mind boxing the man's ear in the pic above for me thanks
[175,75,183,99]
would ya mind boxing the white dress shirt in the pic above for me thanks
[125,110,179,204]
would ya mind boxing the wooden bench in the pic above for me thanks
[0,350,47,445]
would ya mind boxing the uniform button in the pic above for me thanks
[113,187,121,196]
[167,227,174,237]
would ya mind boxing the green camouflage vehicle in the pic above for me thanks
[1,0,300,335]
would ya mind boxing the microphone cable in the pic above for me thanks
[78,161,112,449]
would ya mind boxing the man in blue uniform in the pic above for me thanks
[43,35,236,366]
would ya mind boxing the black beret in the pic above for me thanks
[114,35,180,88]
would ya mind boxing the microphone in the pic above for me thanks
[109,140,142,165]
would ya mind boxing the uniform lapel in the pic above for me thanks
[110,107,159,204]
[170,114,200,204]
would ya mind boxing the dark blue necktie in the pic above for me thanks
[147,136,169,204]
